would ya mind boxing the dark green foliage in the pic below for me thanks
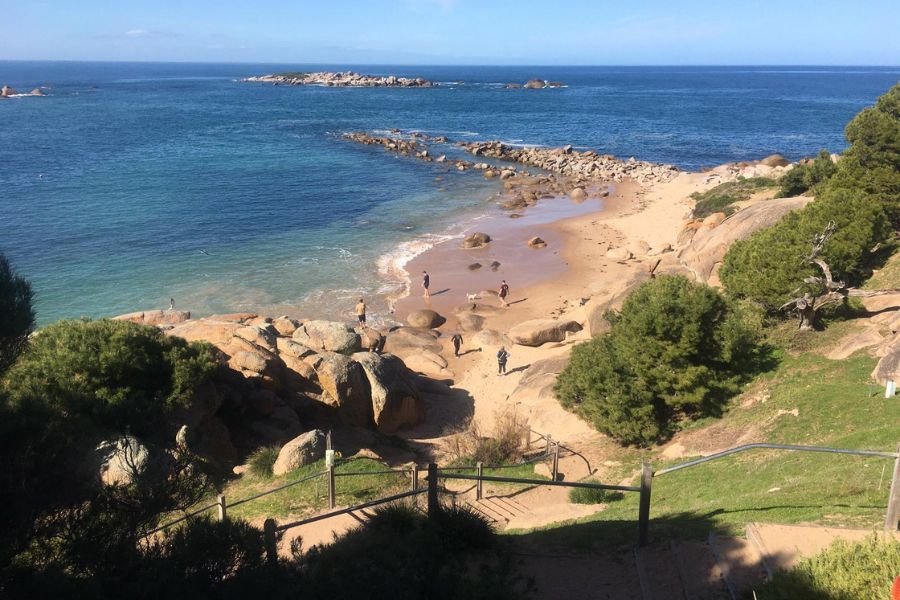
[823,83,900,225]
[568,485,625,505]
[555,276,763,445]
[247,445,280,478]
[295,503,526,600]
[720,188,891,309]
[777,150,838,197]
[756,535,900,600]
[3,319,218,443]
[690,176,779,219]
[0,254,34,376]
[0,319,218,591]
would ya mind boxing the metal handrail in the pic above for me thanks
[334,469,409,477]
[654,443,900,477]
[274,488,426,532]
[146,501,220,535]
[438,471,641,493]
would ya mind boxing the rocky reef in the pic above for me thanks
[243,71,433,87]
[0,85,45,98]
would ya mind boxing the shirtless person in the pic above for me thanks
[355,298,367,327]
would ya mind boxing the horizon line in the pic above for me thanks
[1,59,899,69]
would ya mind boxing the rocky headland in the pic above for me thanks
[242,71,433,87]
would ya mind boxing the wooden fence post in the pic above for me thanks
[217,494,227,522]
[885,443,900,532]
[638,461,653,547]
[411,464,419,508]
[552,442,560,481]
[263,518,277,565]
[327,464,336,510]
[427,463,439,520]
[476,462,484,500]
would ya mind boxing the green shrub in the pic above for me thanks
[690,177,778,219]
[756,535,900,600]
[0,254,34,376]
[3,318,218,443]
[720,188,891,310]
[828,83,900,225]
[568,484,624,505]
[555,276,762,445]
[247,445,280,478]
[777,149,838,197]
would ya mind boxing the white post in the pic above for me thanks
[886,380,896,398]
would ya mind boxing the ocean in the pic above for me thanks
[1,62,897,325]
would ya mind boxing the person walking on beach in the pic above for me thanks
[498,280,510,307]
[355,298,367,327]
[169,298,175,310]
[497,346,509,375]
[451,332,463,358]
[422,271,431,298]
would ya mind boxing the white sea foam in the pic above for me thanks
[376,231,460,310]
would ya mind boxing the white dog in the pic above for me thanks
[466,292,478,301]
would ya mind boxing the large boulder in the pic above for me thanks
[456,311,486,332]
[276,337,315,359]
[471,329,513,349]
[407,309,446,329]
[235,324,277,351]
[311,353,373,427]
[568,187,587,201]
[293,320,361,355]
[678,197,812,285]
[352,353,425,433]
[401,350,452,379]
[383,327,443,356]
[272,429,326,476]
[1,85,16,97]
[759,154,791,167]
[230,350,269,373]
[524,79,545,89]
[113,309,191,326]
[461,232,492,249]
[272,316,300,336]
[507,319,583,346]
[96,436,151,486]
[527,237,548,249]
[358,327,385,352]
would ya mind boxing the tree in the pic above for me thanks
[720,188,890,310]
[0,254,34,376]
[777,149,838,198]
[827,83,900,224]
[0,319,219,585]
[555,276,761,445]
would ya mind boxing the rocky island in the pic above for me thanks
[1,85,45,98]
[242,71,434,87]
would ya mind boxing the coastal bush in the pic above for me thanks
[3,318,219,443]
[720,188,891,310]
[827,82,900,224]
[690,176,779,219]
[755,535,900,600]
[0,319,219,588]
[0,254,34,376]
[247,445,281,478]
[568,484,624,505]
[777,149,837,197]
[555,276,763,445]
[445,411,528,466]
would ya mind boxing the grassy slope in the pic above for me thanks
[218,458,410,523]
[690,177,780,219]
[508,346,899,551]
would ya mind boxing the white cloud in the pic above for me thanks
[126,29,148,37]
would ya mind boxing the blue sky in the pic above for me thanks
[2,0,899,65]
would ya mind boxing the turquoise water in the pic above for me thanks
[1,62,897,325]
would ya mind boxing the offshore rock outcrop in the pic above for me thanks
[243,71,433,87]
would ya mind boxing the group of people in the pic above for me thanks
[421,270,510,307]
[351,272,514,376]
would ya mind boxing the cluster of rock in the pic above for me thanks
[459,141,679,185]
[1,85,45,98]
[243,71,433,88]
[506,79,566,89]
[111,311,426,471]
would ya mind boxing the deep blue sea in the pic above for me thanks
[1,62,897,325]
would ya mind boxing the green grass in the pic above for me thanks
[217,458,409,523]
[756,535,900,600]
[690,176,779,219]
[569,484,625,505]
[246,445,279,478]
[865,248,900,290]
[507,350,899,552]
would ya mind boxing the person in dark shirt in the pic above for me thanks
[422,271,430,298]
[497,346,509,374]
[450,332,463,357]
[499,280,509,307]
